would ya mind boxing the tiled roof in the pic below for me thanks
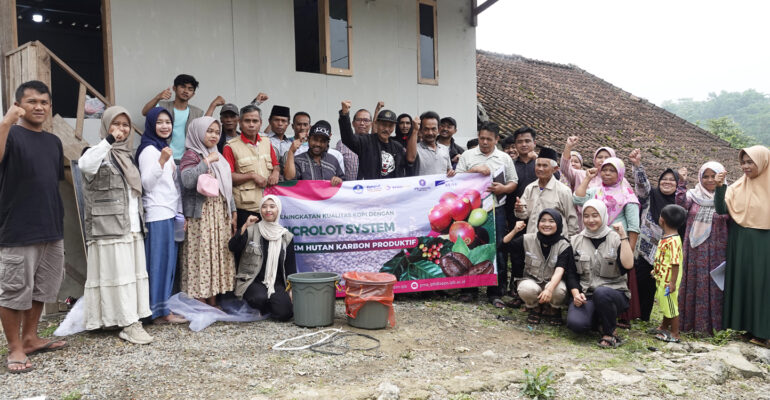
[476,50,742,184]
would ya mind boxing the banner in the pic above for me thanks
[265,173,498,293]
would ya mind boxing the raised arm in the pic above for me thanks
[406,118,418,163]
[205,95,226,117]
[142,87,172,116]
[628,149,650,201]
[573,167,597,202]
[560,136,580,187]
[714,172,728,215]
[338,101,364,155]
[283,139,303,180]
[0,105,24,162]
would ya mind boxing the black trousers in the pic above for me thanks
[634,257,656,322]
[243,281,293,321]
[463,206,508,299]
[566,287,629,336]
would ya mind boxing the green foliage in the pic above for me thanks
[40,322,59,337]
[61,391,82,400]
[662,89,770,145]
[521,366,555,400]
[468,244,496,264]
[704,117,758,149]
[710,329,743,346]
[380,236,451,280]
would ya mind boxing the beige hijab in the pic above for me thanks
[725,145,770,229]
[258,195,288,298]
[100,106,142,196]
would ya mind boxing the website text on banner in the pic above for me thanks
[265,173,497,294]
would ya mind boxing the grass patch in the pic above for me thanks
[450,394,475,400]
[61,390,82,400]
[40,322,59,338]
[709,329,743,346]
[521,366,555,399]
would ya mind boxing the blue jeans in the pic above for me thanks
[145,218,178,319]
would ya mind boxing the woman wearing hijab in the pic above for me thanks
[561,136,620,192]
[228,195,296,321]
[574,157,641,325]
[565,199,635,348]
[179,117,236,308]
[627,148,686,322]
[505,209,574,325]
[136,107,186,324]
[715,145,770,348]
[79,106,153,344]
[677,161,731,334]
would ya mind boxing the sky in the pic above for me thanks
[476,0,770,105]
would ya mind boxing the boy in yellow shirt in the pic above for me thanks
[652,204,687,343]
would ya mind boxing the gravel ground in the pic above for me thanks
[3,295,769,400]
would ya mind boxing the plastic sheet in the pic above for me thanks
[54,296,86,337]
[342,271,397,327]
[167,293,268,331]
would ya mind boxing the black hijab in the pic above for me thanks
[649,168,679,223]
[536,208,565,246]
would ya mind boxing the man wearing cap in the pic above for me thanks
[266,105,293,160]
[335,105,379,181]
[438,117,465,169]
[291,112,345,175]
[513,147,578,237]
[414,111,454,177]
[339,101,416,180]
[284,121,344,186]
[223,104,281,228]
[216,103,241,153]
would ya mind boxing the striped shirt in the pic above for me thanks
[293,152,344,181]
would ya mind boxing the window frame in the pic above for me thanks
[416,0,438,85]
[319,0,353,76]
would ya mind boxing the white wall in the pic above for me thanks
[110,0,476,147]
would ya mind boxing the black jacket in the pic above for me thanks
[338,112,412,180]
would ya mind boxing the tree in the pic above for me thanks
[705,117,758,149]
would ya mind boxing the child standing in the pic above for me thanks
[652,204,687,342]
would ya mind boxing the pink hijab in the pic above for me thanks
[589,146,617,188]
[592,157,640,223]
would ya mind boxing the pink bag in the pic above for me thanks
[197,162,220,197]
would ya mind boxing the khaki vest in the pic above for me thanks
[234,225,294,298]
[82,156,144,241]
[522,233,570,284]
[570,232,629,298]
[227,136,274,212]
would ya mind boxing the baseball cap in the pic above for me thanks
[309,120,332,139]
[440,117,457,127]
[220,103,239,115]
[376,109,398,123]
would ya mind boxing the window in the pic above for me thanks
[417,0,438,85]
[293,0,352,76]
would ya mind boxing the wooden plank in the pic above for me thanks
[75,83,86,140]
[0,0,18,110]
[33,43,53,132]
[101,0,115,104]
[34,42,111,106]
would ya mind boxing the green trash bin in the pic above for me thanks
[343,271,396,330]
[288,272,340,327]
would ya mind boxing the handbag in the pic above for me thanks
[196,160,220,197]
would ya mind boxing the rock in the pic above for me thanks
[454,346,470,353]
[600,369,643,385]
[665,382,686,395]
[742,345,770,365]
[708,348,765,378]
[376,381,400,400]
[404,389,430,400]
[665,342,687,353]
[635,366,647,373]
[703,361,729,385]
[564,371,586,385]
[482,350,496,358]
[659,372,678,381]
[687,342,716,353]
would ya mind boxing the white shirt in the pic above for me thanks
[78,139,141,232]
[138,146,182,222]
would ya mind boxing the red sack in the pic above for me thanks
[343,272,396,327]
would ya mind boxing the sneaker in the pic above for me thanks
[119,322,154,345]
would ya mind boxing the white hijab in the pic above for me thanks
[581,199,613,239]
[258,195,288,297]
[686,161,726,248]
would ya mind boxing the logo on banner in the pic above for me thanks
[419,179,426,186]
[353,184,364,194]
[434,180,445,186]
[410,282,419,290]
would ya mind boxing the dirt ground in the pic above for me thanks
[3,294,769,400]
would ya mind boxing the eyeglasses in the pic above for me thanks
[353,118,371,123]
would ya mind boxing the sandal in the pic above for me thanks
[526,310,541,325]
[616,319,631,330]
[547,313,564,326]
[597,336,619,349]
[6,357,34,374]
[25,340,68,356]
[490,298,505,309]
[749,338,770,349]
[655,331,681,343]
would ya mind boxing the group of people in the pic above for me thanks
[0,76,768,373]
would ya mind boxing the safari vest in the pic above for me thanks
[227,136,274,212]
[234,225,293,299]
[82,155,144,241]
[522,233,570,284]
[570,232,629,298]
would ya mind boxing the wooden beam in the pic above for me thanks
[470,0,499,27]
[101,0,115,104]
[75,83,86,140]
[0,0,18,110]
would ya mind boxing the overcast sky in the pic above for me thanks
[476,0,770,105]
